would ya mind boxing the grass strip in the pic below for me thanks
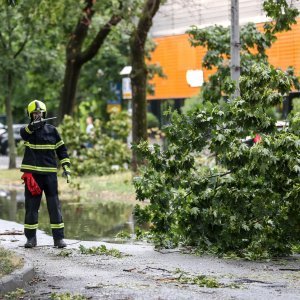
[0,246,23,278]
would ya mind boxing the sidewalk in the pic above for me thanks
[1,218,300,299]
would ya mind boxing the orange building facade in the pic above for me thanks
[147,19,300,101]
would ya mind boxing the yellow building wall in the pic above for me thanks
[148,19,300,100]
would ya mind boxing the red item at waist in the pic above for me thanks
[21,173,42,196]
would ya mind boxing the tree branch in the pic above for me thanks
[67,0,95,61]
[79,14,122,64]
[0,32,7,49]
[134,0,161,49]
[13,31,29,58]
[207,170,233,178]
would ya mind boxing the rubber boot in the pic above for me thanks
[24,236,37,248]
[54,239,67,248]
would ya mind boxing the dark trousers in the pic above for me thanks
[24,173,64,240]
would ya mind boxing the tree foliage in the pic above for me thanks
[187,0,300,103]
[263,0,299,36]
[58,0,145,121]
[0,0,51,167]
[133,63,300,258]
[76,29,130,120]
[133,0,300,258]
[0,1,78,121]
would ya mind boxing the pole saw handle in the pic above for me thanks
[63,166,71,184]
[32,116,57,124]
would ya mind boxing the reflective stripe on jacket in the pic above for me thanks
[20,124,70,174]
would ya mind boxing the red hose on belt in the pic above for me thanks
[21,173,42,196]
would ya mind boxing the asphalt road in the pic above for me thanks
[1,219,300,300]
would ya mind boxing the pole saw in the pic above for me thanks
[31,116,57,124]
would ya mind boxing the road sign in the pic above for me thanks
[122,77,132,99]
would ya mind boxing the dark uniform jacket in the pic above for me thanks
[20,123,70,174]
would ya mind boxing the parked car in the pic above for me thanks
[0,124,26,155]
[275,120,289,131]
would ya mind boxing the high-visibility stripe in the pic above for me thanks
[24,142,56,150]
[51,223,64,229]
[21,164,57,172]
[60,158,70,165]
[25,126,33,134]
[24,224,38,229]
[24,140,65,150]
[55,140,64,148]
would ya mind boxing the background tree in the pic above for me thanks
[77,30,130,121]
[58,0,142,122]
[0,1,80,122]
[0,1,43,168]
[187,0,299,104]
[129,0,162,172]
[12,2,132,123]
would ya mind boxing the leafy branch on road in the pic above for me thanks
[79,244,123,258]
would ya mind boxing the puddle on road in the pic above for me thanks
[0,190,136,241]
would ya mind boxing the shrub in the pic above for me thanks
[292,97,300,114]
[181,95,204,114]
[59,113,131,176]
[147,112,159,129]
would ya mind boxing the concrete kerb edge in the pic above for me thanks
[0,259,34,294]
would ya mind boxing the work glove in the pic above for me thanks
[27,116,45,132]
[62,165,71,183]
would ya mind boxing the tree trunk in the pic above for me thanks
[130,49,148,170]
[59,60,82,122]
[230,0,240,97]
[5,71,16,169]
[130,0,161,172]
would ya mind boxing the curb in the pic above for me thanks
[0,259,34,294]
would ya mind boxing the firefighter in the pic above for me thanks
[20,100,71,248]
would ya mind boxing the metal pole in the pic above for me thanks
[230,0,240,98]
